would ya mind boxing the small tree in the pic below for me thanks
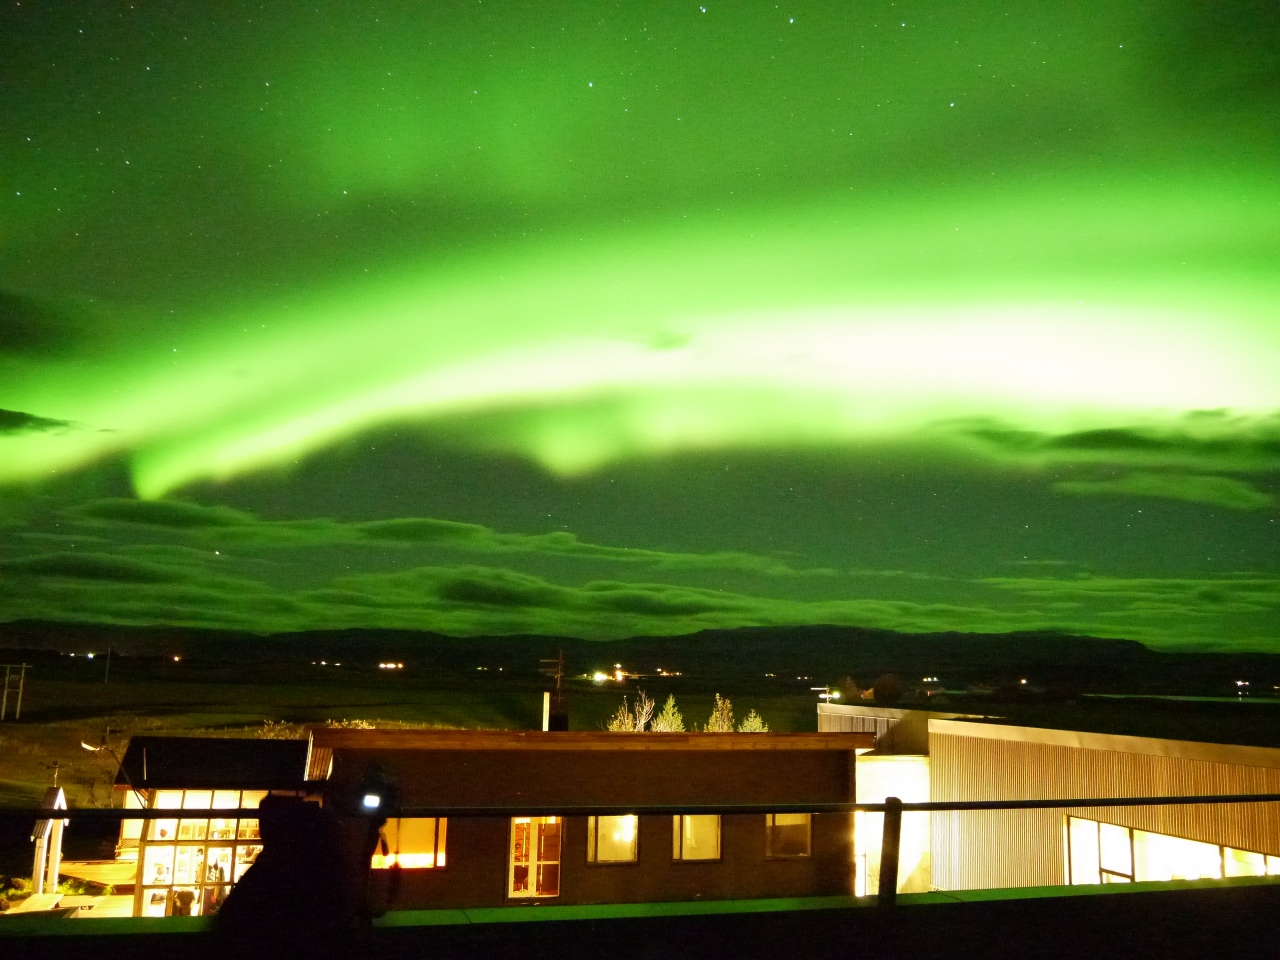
[632,690,655,731]
[606,691,655,732]
[704,693,735,732]
[737,709,769,733]
[607,697,634,732]
[651,694,685,732]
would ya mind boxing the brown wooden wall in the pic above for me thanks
[332,748,855,807]
[930,729,1280,891]
[370,812,854,910]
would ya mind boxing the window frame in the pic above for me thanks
[764,813,813,859]
[507,816,562,899]
[1066,815,1280,885]
[372,817,448,871]
[132,788,272,918]
[586,814,639,865]
[671,814,722,863]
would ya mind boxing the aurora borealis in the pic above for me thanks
[1,2,1277,649]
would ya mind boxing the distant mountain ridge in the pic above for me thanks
[1,618,1276,695]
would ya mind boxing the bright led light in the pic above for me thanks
[361,794,381,810]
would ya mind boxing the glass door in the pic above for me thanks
[509,816,562,898]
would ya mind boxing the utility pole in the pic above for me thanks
[1,663,30,721]
[539,650,568,730]
[104,644,112,684]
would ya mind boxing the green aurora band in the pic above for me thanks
[1,1,1277,648]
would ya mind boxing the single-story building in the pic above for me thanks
[48,729,874,916]
[314,729,873,909]
[819,701,1280,893]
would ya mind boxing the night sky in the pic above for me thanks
[1,2,1277,649]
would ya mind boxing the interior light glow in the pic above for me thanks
[362,794,381,810]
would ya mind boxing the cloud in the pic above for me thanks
[79,498,258,529]
[0,552,1275,648]
[70,498,832,576]
[0,409,75,435]
[982,575,1280,614]
[0,552,185,584]
[950,412,1280,474]
[1053,472,1274,510]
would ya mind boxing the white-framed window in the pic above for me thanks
[1066,815,1280,885]
[509,816,561,898]
[765,813,812,858]
[372,818,447,869]
[587,815,638,863]
[672,815,720,861]
[134,789,270,918]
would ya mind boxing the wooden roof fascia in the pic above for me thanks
[310,730,875,752]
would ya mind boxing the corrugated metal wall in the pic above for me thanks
[930,731,1280,891]
[818,710,896,741]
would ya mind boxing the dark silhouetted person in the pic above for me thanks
[213,793,384,959]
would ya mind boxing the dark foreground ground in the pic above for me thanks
[2,878,1278,960]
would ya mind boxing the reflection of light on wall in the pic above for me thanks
[854,755,930,896]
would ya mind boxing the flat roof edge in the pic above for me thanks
[311,730,874,751]
[929,718,1280,769]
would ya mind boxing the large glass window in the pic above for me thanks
[587,815,638,863]
[1067,816,1280,885]
[372,818,447,869]
[134,789,269,917]
[765,814,811,858]
[509,817,561,898]
[672,815,720,861]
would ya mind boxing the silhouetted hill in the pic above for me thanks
[1,619,1277,697]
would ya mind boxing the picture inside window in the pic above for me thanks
[587,815,638,863]
[765,813,811,858]
[672,815,720,861]
[372,817,447,869]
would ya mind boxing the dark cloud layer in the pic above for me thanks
[0,409,73,435]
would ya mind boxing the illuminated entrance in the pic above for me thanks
[509,816,562,898]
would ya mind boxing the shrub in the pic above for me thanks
[737,709,769,732]
[704,694,735,732]
[650,695,685,732]
[606,691,655,732]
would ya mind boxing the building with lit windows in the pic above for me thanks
[819,703,1280,893]
[53,737,315,918]
[43,714,1280,920]
[312,729,874,909]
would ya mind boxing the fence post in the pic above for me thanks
[878,796,903,906]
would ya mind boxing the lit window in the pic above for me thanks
[371,818,447,869]
[1133,828,1222,882]
[588,815,638,863]
[672,815,720,861]
[509,817,561,898]
[765,813,811,858]
[1067,817,1101,884]
[1099,822,1133,882]
[1224,847,1268,878]
[134,789,289,917]
[1068,816,1278,886]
